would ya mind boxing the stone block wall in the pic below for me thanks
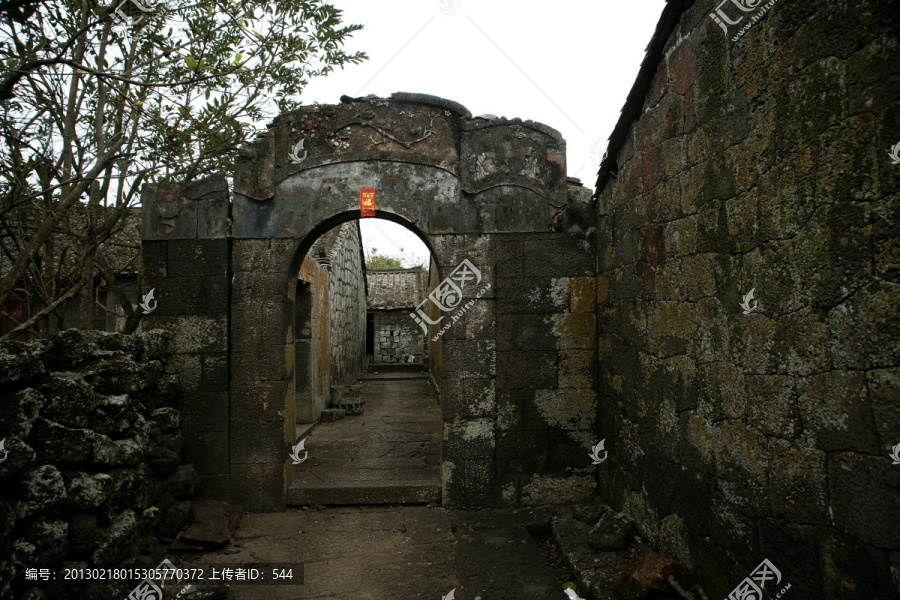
[322,223,366,385]
[142,175,230,502]
[295,257,331,424]
[372,310,425,363]
[229,238,295,511]
[437,183,597,509]
[426,257,442,391]
[0,329,192,600]
[595,1,900,597]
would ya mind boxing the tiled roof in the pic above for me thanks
[594,0,694,198]
[366,268,425,310]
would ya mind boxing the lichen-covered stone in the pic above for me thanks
[14,465,66,520]
[150,407,181,432]
[0,329,186,600]
[140,329,173,360]
[0,436,37,477]
[0,341,46,387]
[0,388,44,438]
[595,1,900,594]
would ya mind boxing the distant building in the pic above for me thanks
[365,268,427,364]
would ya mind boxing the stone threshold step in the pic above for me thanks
[363,362,427,373]
[287,479,440,506]
[358,372,428,381]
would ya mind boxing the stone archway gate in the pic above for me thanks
[142,93,597,512]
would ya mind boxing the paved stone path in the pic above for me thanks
[178,374,569,599]
[182,506,568,600]
[288,373,441,505]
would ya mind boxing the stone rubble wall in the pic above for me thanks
[0,329,192,600]
[595,1,899,597]
[372,310,425,364]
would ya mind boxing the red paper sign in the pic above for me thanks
[360,188,376,217]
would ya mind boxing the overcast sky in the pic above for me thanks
[300,0,667,266]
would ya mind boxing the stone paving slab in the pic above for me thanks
[287,479,440,505]
[358,372,429,380]
[290,378,440,504]
[179,506,568,600]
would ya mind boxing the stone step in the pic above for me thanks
[287,479,440,506]
[359,372,429,381]
[320,408,346,421]
[363,362,427,374]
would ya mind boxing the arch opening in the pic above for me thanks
[286,215,444,506]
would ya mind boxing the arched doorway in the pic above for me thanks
[288,216,443,505]
[142,92,596,512]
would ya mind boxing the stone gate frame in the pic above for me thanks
[143,92,596,511]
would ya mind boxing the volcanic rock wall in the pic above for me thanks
[595,1,899,598]
[0,330,191,600]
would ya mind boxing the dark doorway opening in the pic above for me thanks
[365,312,375,355]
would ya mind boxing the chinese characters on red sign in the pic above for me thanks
[360,189,375,217]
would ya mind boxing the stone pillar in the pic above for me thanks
[229,238,296,511]
[141,174,231,500]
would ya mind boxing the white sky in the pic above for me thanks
[300,0,667,267]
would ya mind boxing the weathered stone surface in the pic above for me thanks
[37,372,99,428]
[0,330,190,600]
[62,471,113,510]
[622,552,685,600]
[14,465,66,520]
[161,464,195,498]
[21,520,68,565]
[158,499,192,538]
[0,439,38,486]
[91,509,137,567]
[32,419,145,467]
[176,499,243,547]
[320,408,346,422]
[588,508,635,552]
[0,341,46,387]
[593,1,900,595]
[151,407,181,432]
[0,388,44,438]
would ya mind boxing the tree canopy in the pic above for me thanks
[0,0,366,338]
[366,247,427,271]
